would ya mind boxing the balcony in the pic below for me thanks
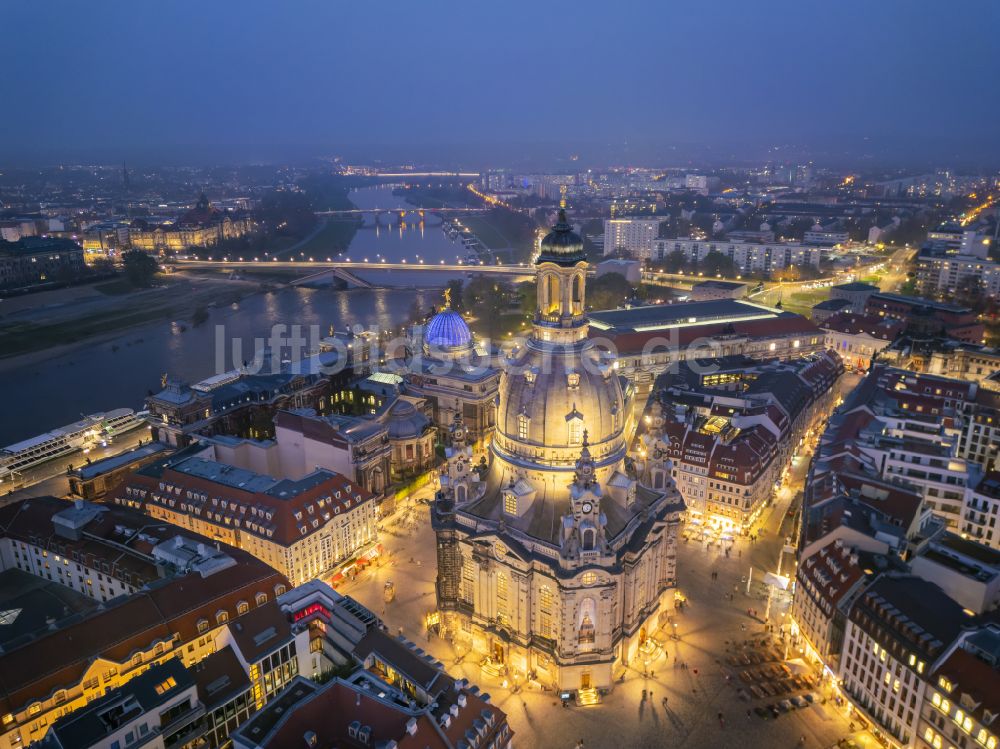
[161,702,207,749]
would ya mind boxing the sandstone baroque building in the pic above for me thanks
[432,210,685,692]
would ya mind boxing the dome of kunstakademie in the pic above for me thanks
[424,308,473,352]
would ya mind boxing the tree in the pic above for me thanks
[587,272,633,311]
[699,250,737,278]
[122,250,158,288]
[517,280,537,316]
[663,248,688,273]
[463,276,513,340]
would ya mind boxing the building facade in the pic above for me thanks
[0,497,288,749]
[432,211,685,693]
[652,237,824,272]
[603,218,660,258]
[113,451,377,587]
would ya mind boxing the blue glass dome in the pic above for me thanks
[425,309,472,351]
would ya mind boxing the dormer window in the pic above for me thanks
[567,373,580,389]
[525,370,536,385]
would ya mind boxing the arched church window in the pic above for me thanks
[517,413,529,440]
[456,484,467,503]
[572,274,584,313]
[568,418,584,446]
[546,274,561,315]
[582,527,596,551]
[578,597,596,645]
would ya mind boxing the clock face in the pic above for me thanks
[582,501,593,514]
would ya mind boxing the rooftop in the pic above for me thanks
[69,442,172,481]
[588,298,783,333]
[833,282,879,292]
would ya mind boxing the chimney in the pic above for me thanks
[457,694,467,708]
[303,731,318,748]
[405,717,418,735]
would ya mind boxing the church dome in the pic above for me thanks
[385,398,431,440]
[492,338,626,486]
[425,308,472,352]
[537,209,585,266]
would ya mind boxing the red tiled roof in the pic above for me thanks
[798,539,865,609]
[932,647,1000,724]
[114,462,374,547]
[0,497,287,716]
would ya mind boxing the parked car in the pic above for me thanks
[791,695,808,708]
[768,704,781,718]
[754,706,770,719]
[803,693,816,704]
[779,699,793,711]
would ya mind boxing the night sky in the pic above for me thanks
[4,0,999,167]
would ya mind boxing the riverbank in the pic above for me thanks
[0,272,261,369]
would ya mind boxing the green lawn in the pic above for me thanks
[457,210,537,262]
[291,219,362,257]
[468,311,531,341]
[780,287,830,316]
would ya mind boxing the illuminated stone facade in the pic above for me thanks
[432,211,684,692]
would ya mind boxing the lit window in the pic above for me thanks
[237,601,249,615]
[582,572,596,586]
[154,676,177,695]
[518,414,529,440]
[503,492,517,516]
